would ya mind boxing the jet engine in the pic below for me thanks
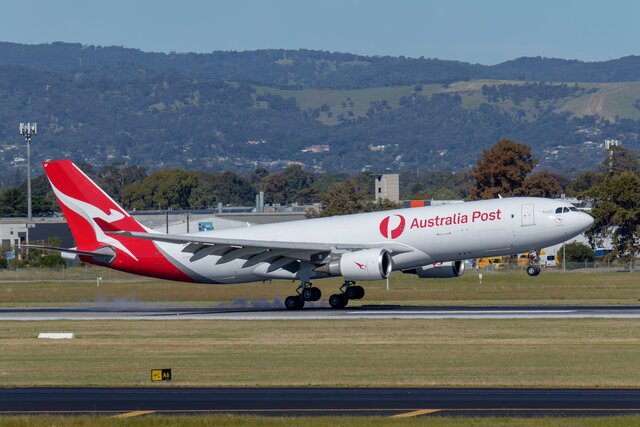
[315,248,392,281]
[404,260,465,279]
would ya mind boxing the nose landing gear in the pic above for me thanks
[526,264,541,276]
[526,251,541,276]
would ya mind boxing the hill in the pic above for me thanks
[3,42,640,88]
[1,42,640,187]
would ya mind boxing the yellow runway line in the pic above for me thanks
[392,408,441,417]
[113,410,156,418]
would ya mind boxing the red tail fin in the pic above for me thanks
[43,160,145,255]
[43,160,196,282]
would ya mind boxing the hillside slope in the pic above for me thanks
[1,42,640,186]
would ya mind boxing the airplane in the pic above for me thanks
[32,160,593,310]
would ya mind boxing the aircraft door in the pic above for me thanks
[521,203,535,227]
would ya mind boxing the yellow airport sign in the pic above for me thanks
[151,369,172,381]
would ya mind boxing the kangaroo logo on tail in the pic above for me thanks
[43,161,144,261]
[48,181,137,260]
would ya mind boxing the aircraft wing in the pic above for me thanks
[110,230,414,262]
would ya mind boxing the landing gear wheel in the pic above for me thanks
[526,265,541,277]
[354,285,365,299]
[285,295,305,310]
[302,287,322,302]
[345,285,365,300]
[329,293,348,309]
[534,265,541,276]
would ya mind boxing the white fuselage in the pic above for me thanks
[154,197,593,284]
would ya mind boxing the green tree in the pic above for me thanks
[0,188,26,216]
[585,171,640,269]
[263,165,316,204]
[0,243,9,269]
[599,146,640,175]
[123,169,199,210]
[310,180,368,217]
[311,179,400,218]
[431,186,459,200]
[369,198,402,212]
[189,172,255,208]
[559,241,596,263]
[522,170,562,197]
[28,236,65,268]
[471,139,538,200]
[291,187,317,204]
[251,167,269,185]
[570,171,604,195]
[17,174,57,215]
[98,163,147,204]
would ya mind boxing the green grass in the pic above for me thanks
[558,82,640,121]
[1,318,639,387]
[254,85,417,125]
[1,269,639,307]
[1,415,640,427]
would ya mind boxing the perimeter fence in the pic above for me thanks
[0,264,147,282]
[0,260,639,282]
[476,260,637,273]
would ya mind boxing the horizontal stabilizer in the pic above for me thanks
[21,245,116,263]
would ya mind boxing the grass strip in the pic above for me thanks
[1,271,640,306]
[1,318,639,387]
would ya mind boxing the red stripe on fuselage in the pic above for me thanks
[104,237,197,282]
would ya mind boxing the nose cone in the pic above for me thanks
[579,212,594,232]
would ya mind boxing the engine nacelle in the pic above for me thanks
[317,248,393,281]
[405,260,465,279]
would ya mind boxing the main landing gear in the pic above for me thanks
[284,282,321,310]
[328,281,365,309]
[284,281,365,310]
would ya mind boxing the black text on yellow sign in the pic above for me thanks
[151,369,172,381]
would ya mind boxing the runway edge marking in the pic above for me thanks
[392,409,441,417]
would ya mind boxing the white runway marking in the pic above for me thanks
[1,306,640,320]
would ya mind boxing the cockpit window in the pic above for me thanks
[563,207,570,213]
[555,207,563,214]
[570,207,578,212]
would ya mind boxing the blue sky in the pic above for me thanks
[1,0,638,64]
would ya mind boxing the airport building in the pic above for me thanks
[375,174,400,202]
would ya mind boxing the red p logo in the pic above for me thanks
[379,214,406,239]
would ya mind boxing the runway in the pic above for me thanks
[1,387,639,417]
[1,304,640,320]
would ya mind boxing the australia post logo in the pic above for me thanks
[379,214,406,239]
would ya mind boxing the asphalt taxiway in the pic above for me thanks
[1,304,640,320]
[0,387,639,417]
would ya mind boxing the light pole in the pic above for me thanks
[19,122,37,257]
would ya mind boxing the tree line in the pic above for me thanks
[0,138,634,216]
[4,138,640,268]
